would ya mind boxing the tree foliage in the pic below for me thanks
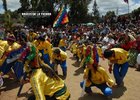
[2,0,7,12]
[4,11,13,31]
[105,11,116,20]
[2,0,94,27]
[131,7,140,20]
[19,0,30,12]
[69,0,91,24]
[92,0,100,23]
[2,0,13,30]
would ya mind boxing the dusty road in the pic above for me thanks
[0,51,140,100]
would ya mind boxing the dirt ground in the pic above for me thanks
[0,51,140,100]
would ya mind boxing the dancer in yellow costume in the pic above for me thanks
[80,57,115,96]
[0,34,21,87]
[80,45,115,97]
[36,35,53,67]
[77,44,86,62]
[103,48,129,86]
[70,41,77,56]
[51,48,67,79]
[20,33,70,100]
[58,36,67,51]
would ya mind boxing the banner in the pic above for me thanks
[53,5,69,27]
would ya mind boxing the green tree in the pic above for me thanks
[2,0,7,12]
[2,0,13,30]
[69,0,91,24]
[30,0,56,27]
[30,0,38,10]
[19,0,30,12]
[25,0,71,27]
[18,0,92,26]
[4,10,13,31]
[105,11,116,27]
[131,7,140,20]
[105,11,116,19]
[92,0,100,23]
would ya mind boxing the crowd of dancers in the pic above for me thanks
[0,23,140,99]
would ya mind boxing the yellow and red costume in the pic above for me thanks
[84,66,114,87]
[24,44,70,100]
[80,45,114,96]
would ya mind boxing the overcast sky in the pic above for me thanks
[0,0,140,15]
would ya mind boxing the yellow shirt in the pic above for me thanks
[0,40,9,58]
[109,48,128,64]
[70,43,77,54]
[32,40,39,47]
[77,45,86,59]
[84,66,114,87]
[30,69,70,100]
[0,42,21,66]
[37,40,53,58]
[51,49,67,62]
[58,39,67,47]
[97,46,103,57]
[31,32,38,39]
[6,42,21,52]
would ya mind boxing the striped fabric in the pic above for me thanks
[53,5,69,27]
